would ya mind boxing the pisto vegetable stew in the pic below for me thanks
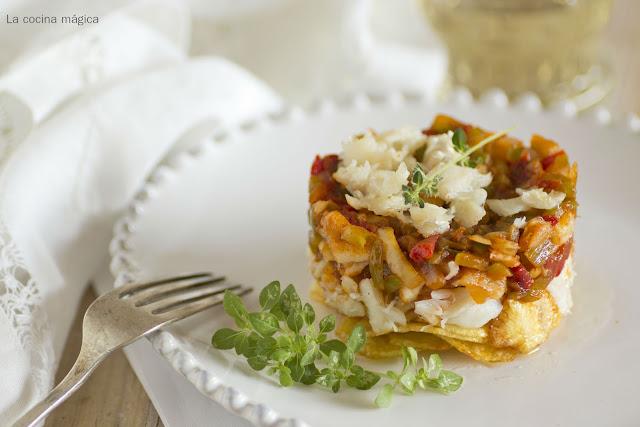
[307,115,577,362]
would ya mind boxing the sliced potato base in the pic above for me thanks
[334,291,560,363]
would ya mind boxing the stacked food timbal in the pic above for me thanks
[308,115,577,362]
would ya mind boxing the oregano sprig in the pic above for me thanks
[213,281,379,391]
[212,282,463,407]
[374,348,463,408]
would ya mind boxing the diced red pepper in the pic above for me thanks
[311,154,340,176]
[542,215,559,226]
[541,150,565,170]
[545,240,572,278]
[409,235,440,263]
[510,265,533,290]
[311,155,324,175]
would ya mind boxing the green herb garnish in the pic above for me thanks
[212,282,462,407]
[402,164,440,208]
[452,128,474,167]
[374,348,463,408]
[403,129,511,207]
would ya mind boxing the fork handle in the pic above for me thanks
[13,345,105,427]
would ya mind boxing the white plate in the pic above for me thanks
[110,91,640,427]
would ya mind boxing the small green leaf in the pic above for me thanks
[436,370,463,393]
[300,364,320,385]
[302,303,315,325]
[287,358,305,382]
[412,167,423,185]
[286,312,304,333]
[300,344,317,366]
[234,333,249,356]
[259,280,281,310]
[256,336,277,356]
[222,291,250,328]
[402,347,418,368]
[247,355,268,371]
[375,383,394,408]
[279,367,293,387]
[427,353,443,379]
[319,339,346,356]
[292,334,307,353]
[211,328,241,350]
[276,335,292,349]
[399,372,416,394]
[386,370,399,381]
[279,284,302,317]
[270,302,286,321]
[346,369,380,390]
[452,127,468,152]
[328,350,340,368]
[236,333,259,358]
[347,325,366,353]
[340,348,355,370]
[316,369,334,388]
[249,312,279,336]
[350,365,364,376]
[271,349,292,363]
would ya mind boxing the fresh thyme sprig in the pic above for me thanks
[403,128,511,207]
[402,164,440,208]
[212,282,462,407]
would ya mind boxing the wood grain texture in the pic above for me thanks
[45,287,164,427]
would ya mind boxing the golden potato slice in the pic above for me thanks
[336,318,450,359]
[360,335,405,359]
[398,322,489,344]
[488,290,560,353]
[440,337,519,363]
[387,332,451,352]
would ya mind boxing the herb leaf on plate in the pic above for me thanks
[212,282,463,407]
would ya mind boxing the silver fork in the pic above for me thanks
[13,272,251,427]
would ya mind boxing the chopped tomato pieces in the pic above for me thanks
[311,155,324,175]
[542,215,559,226]
[510,265,533,290]
[409,235,440,263]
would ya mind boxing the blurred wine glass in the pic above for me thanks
[420,0,614,106]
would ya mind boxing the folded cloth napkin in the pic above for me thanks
[0,1,282,423]
[0,0,445,424]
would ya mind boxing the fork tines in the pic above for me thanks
[116,272,251,321]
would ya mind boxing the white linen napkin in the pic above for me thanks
[0,2,282,424]
[0,0,446,424]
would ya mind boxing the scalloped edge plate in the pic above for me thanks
[110,89,640,427]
